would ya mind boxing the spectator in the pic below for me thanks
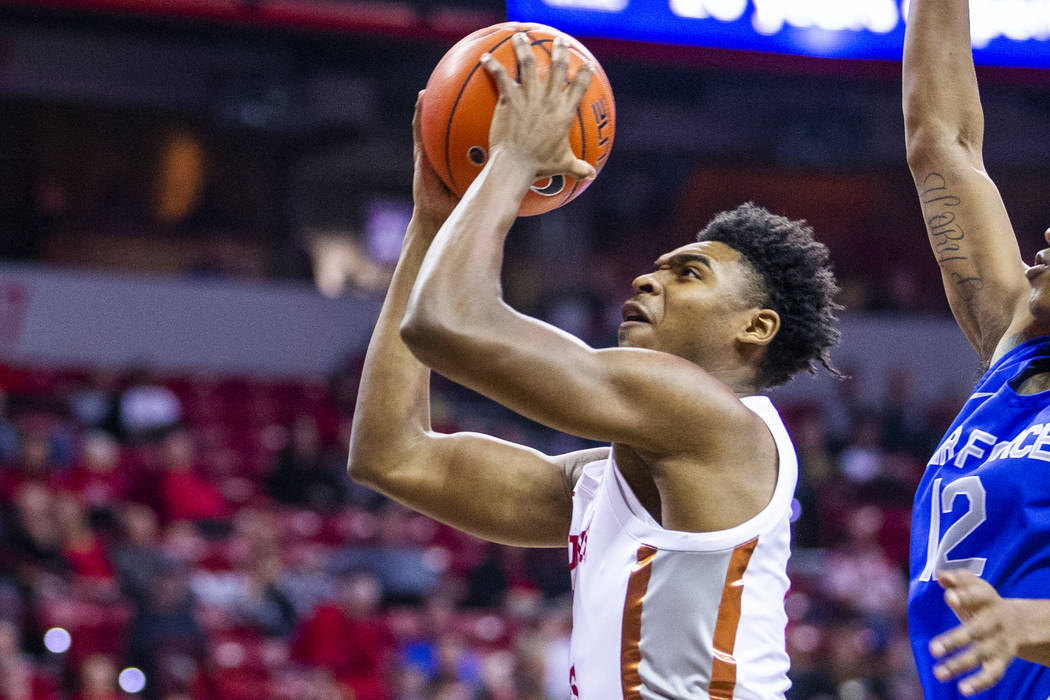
[5,483,68,584]
[54,493,114,583]
[265,414,346,512]
[124,560,207,700]
[0,429,59,502]
[56,431,128,518]
[72,653,120,700]
[0,618,57,700]
[331,502,437,602]
[232,551,298,638]
[291,569,395,700]
[111,503,170,606]
[156,429,228,524]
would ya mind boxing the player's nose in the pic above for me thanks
[631,271,660,295]
[1044,227,1050,246]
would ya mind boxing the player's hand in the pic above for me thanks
[411,90,459,228]
[930,570,1026,695]
[481,32,596,182]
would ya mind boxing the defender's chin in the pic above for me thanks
[1030,291,1050,324]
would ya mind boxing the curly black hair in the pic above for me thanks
[696,202,841,388]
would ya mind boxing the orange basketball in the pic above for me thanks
[420,22,615,217]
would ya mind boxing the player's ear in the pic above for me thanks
[738,308,779,347]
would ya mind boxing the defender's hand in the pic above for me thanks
[480,33,596,182]
[412,90,459,228]
[930,570,1025,695]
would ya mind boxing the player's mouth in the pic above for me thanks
[621,301,652,325]
[1027,251,1049,279]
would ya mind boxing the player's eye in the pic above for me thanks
[681,266,702,279]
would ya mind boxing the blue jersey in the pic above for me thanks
[909,335,1050,699]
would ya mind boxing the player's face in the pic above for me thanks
[618,241,763,364]
[1027,228,1050,321]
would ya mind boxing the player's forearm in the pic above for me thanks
[903,0,985,160]
[347,217,439,484]
[401,148,534,368]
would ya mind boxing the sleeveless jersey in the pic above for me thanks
[909,335,1050,699]
[567,395,796,700]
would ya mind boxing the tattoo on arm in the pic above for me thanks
[921,172,984,301]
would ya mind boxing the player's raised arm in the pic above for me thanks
[903,0,1029,362]
[347,93,606,548]
[401,36,774,477]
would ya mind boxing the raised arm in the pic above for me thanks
[903,0,1029,362]
[401,37,765,478]
[347,94,606,548]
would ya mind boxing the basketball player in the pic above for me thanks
[349,35,839,698]
[904,1,1050,696]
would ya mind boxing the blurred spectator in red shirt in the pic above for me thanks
[292,569,394,700]
[54,493,113,583]
[56,432,128,513]
[157,429,227,524]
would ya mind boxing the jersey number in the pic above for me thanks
[919,476,987,581]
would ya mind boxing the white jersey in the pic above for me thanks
[567,395,796,700]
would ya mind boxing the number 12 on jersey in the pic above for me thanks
[919,476,988,582]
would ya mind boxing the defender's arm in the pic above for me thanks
[903,0,1029,362]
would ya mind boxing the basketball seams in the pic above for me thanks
[427,21,612,216]
[443,31,518,193]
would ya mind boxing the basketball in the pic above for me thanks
[420,22,615,217]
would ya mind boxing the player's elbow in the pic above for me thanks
[904,115,984,171]
[346,438,384,488]
[401,309,470,367]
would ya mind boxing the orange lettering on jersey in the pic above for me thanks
[620,545,657,699]
[710,538,759,700]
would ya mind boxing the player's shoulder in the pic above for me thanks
[553,446,610,490]
[987,327,1050,369]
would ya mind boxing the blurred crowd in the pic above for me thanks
[0,345,963,700]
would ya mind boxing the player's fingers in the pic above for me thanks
[934,645,982,681]
[547,35,569,94]
[412,90,425,146]
[939,569,984,593]
[565,62,594,109]
[945,587,996,622]
[931,622,974,658]
[512,32,537,91]
[958,657,1009,696]
[566,157,596,181]
[947,577,997,612]
[481,54,517,101]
